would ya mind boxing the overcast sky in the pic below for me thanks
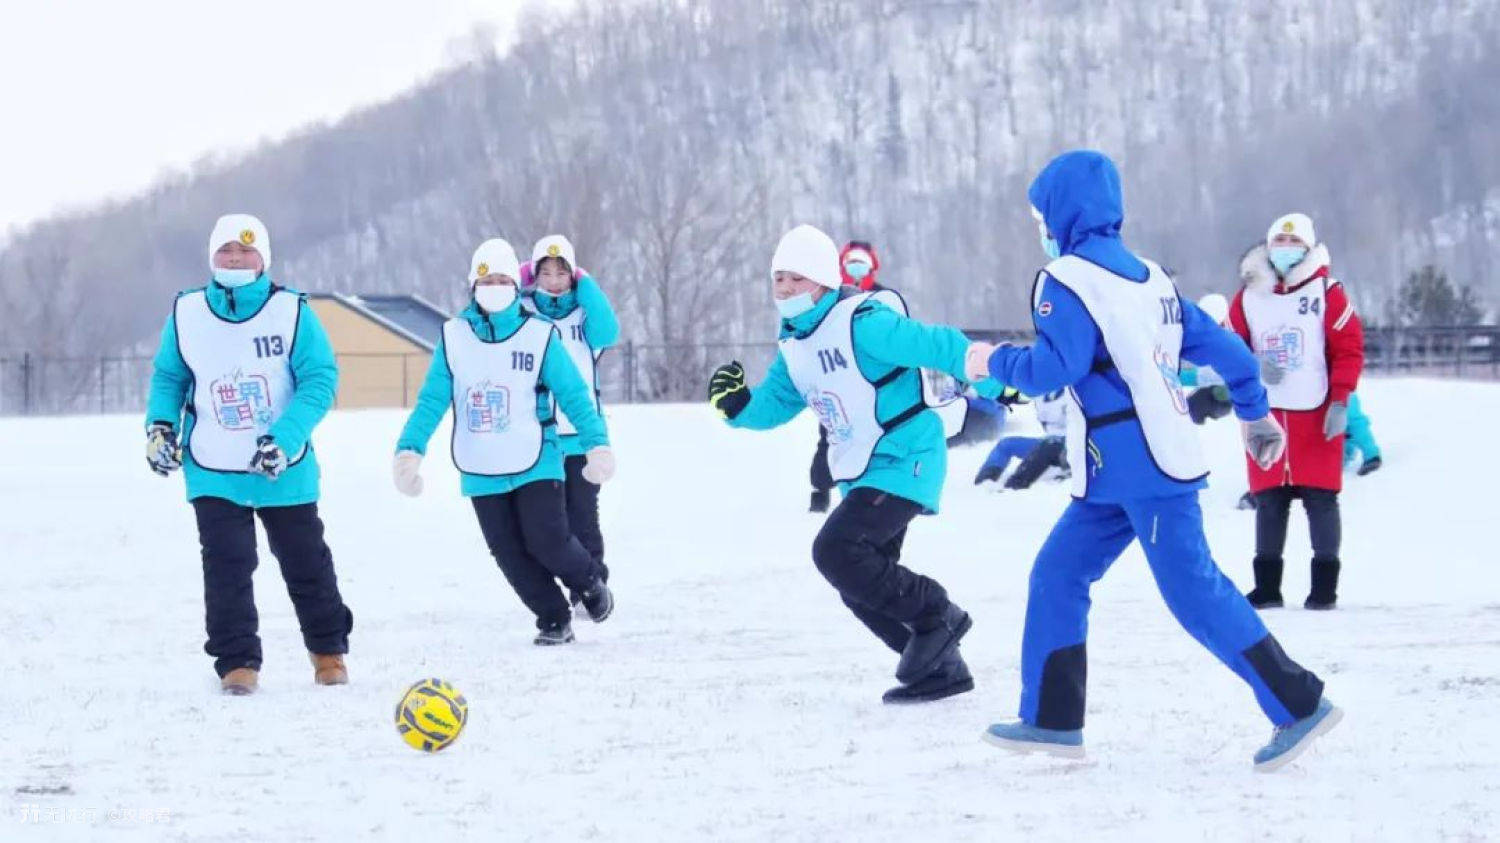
[0,0,566,233]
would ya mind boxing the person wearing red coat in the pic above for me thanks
[808,241,887,512]
[1228,213,1364,610]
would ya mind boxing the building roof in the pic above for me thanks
[308,293,449,352]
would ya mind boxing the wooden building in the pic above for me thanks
[305,294,448,408]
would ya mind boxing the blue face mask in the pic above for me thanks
[1268,246,1308,276]
[845,261,871,280]
[775,292,817,319]
[1040,233,1061,261]
[212,268,259,288]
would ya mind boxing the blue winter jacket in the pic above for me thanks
[522,274,620,458]
[986,150,1270,502]
[396,298,609,497]
[730,290,990,513]
[145,274,338,507]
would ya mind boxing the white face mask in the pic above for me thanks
[212,268,259,288]
[474,284,516,313]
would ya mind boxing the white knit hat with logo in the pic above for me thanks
[208,213,270,272]
[469,238,521,284]
[1266,213,1317,249]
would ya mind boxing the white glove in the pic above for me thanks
[964,341,998,382]
[1243,415,1287,471]
[581,446,616,485]
[393,450,424,497]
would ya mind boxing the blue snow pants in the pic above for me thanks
[982,437,1043,474]
[1018,493,1324,730]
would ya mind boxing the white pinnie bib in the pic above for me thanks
[1241,279,1330,411]
[443,317,554,476]
[175,288,306,472]
[524,303,601,436]
[1043,256,1207,497]
[780,291,957,482]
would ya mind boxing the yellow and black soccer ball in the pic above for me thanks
[395,678,468,753]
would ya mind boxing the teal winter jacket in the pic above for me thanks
[522,274,620,457]
[145,275,338,508]
[729,290,987,513]
[396,298,609,496]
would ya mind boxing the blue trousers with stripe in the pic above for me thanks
[1018,493,1323,729]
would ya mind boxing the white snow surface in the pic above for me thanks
[3,377,1497,841]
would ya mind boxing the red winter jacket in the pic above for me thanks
[838,241,881,290]
[1229,244,1364,493]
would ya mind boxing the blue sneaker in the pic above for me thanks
[982,721,1085,759]
[1253,698,1343,772]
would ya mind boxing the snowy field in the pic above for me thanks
[3,377,1498,841]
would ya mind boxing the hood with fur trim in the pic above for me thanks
[838,241,881,290]
[1240,242,1332,294]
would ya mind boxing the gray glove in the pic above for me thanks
[1243,415,1287,470]
[1323,401,1348,440]
[1259,355,1285,386]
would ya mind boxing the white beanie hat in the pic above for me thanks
[770,224,840,290]
[1197,293,1229,325]
[531,234,577,271]
[208,213,270,272]
[469,238,521,284]
[1267,213,1316,249]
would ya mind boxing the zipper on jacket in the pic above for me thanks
[226,286,237,315]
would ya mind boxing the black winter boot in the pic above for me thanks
[882,653,975,704]
[1245,556,1285,609]
[534,622,575,646]
[896,603,972,684]
[1305,557,1340,610]
[579,579,614,623]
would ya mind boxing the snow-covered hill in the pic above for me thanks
[2,377,1496,840]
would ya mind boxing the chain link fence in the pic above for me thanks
[3,327,1497,416]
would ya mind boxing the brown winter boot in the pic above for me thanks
[310,653,348,686]
[220,667,259,696]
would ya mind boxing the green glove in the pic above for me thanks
[708,361,750,419]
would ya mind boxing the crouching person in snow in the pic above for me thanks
[972,152,1339,771]
[1229,215,1364,610]
[1343,392,1382,476]
[973,390,1070,489]
[708,224,986,705]
[520,235,621,605]
[145,213,353,695]
[394,238,615,646]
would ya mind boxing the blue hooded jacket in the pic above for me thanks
[988,151,1270,502]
